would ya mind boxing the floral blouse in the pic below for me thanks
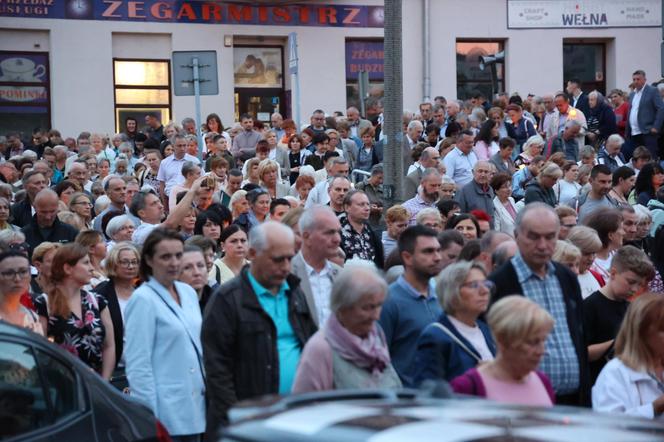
[35,291,108,373]
[339,213,376,262]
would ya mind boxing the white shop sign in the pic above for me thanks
[507,0,661,29]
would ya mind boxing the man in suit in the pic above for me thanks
[346,106,372,140]
[488,203,590,406]
[402,120,423,176]
[404,146,441,199]
[566,78,590,117]
[11,170,47,227]
[291,206,342,327]
[626,69,664,159]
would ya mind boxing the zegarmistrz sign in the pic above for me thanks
[0,1,384,28]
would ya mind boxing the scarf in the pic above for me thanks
[324,314,391,375]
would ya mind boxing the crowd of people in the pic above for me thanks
[1,68,664,440]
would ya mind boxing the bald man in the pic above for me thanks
[22,189,79,257]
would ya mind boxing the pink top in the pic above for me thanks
[480,370,553,407]
[473,141,499,161]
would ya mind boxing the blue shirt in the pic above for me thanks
[511,253,580,394]
[247,271,301,394]
[379,275,442,386]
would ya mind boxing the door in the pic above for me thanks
[563,43,606,95]
[234,89,284,124]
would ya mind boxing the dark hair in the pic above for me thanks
[476,119,498,144]
[270,198,290,215]
[139,228,183,281]
[458,239,481,262]
[220,224,245,243]
[323,151,340,163]
[634,162,664,197]
[206,203,233,227]
[445,213,481,234]
[205,113,224,132]
[612,166,636,186]
[437,199,460,218]
[54,179,80,197]
[437,229,465,250]
[490,172,512,193]
[246,188,269,205]
[397,225,438,255]
[590,164,613,179]
[228,168,243,179]
[498,137,516,150]
[239,113,252,122]
[312,133,330,145]
[554,92,570,102]
[582,207,623,249]
[185,235,217,253]
[445,122,462,138]
[288,134,305,150]
[0,250,29,267]
[194,210,223,236]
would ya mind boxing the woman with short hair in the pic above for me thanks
[451,295,555,406]
[491,172,518,235]
[105,214,136,247]
[0,197,19,231]
[233,188,270,233]
[169,161,201,212]
[566,226,604,299]
[583,207,625,282]
[413,261,496,385]
[258,159,289,199]
[0,251,43,335]
[514,134,544,168]
[292,261,401,392]
[524,162,563,207]
[592,293,664,419]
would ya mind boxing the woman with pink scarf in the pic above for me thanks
[292,261,401,392]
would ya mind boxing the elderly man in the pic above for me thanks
[546,92,587,148]
[419,102,433,130]
[339,190,384,268]
[22,189,78,257]
[489,203,589,406]
[404,146,441,199]
[401,120,423,173]
[548,120,582,161]
[270,112,285,140]
[443,130,478,187]
[202,221,316,436]
[442,101,460,135]
[304,158,350,208]
[346,106,372,139]
[379,225,443,385]
[92,176,127,231]
[68,161,93,193]
[597,134,627,172]
[11,170,47,227]
[291,206,342,327]
[156,134,200,204]
[627,70,664,159]
[402,168,441,224]
[539,94,557,137]
[455,160,495,226]
[181,117,197,135]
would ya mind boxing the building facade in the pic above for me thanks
[0,0,660,137]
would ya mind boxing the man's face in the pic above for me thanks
[421,176,442,201]
[330,162,350,178]
[632,74,646,91]
[69,165,88,185]
[420,104,432,120]
[565,81,579,95]
[407,125,423,141]
[126,119,137,132]
[125,183,139,206]
[563,125,581,140]
[559,215,577,240]
[7,135,21,149]
[346,108,359,123]
[445,103,458,117]
[473,163,491,186]
[606,140,622,156]
[107,178,127,205]
[241,118,254,131]
[311,112,325,128]
[35,197,59,227]
[403,235,443,278]
[542,96,555,112]
[249,235,295,290]
[25,173,47,199]
[458,134,474,154]
[621,211,639,242]
[329,178,350,208]
[270,204,290,222]
[529,161,545,176]
[515,211,559,270]
[554,96,569,114]
[173,138,187,158]
[271,114,283,129]
[43,154,56,169]
[305,212,342,259]
[346,192,370,223]
[433,109,445,125]
[590,172,612,196]
[421,149,440,169]
[227,175,243,194]
[183,121,196,135]
[139,193,164,223]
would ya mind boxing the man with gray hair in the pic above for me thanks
[402,120,424,173]
[548,119,582,161]
[443,129,478,186]
[304,157,350,208]
[92,175,127,231]
[181,117,197,135]
[291,206,342,326]
[156,134,200,203]
[404,146,441,199]
[455,160,495,227]
[202,221,316,435]
[402,168,442,225]
[488,202,590,406]
[597,134,626,172]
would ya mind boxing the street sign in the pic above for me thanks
[288,33,298,75]
[172,51,219,96]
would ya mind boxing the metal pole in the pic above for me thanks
[423,0,431,102]
[358,69,367,117]
[383,0,404,207]
[192,57,204,162]
[293,71,301,131]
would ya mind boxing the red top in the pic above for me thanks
[614,102,629,138]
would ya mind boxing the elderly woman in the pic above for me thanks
[0,251,43,335]
[258,159,289,199]
[416,208,443,232]
[592,293,664,420]
[583,207,625,282]
[632,204,653,254]
[68,192,93,229]
[586,91,617,148]
[524,162,563,207]
[230,189,249,220]
[514,134,545,168]
[292,260,401,392]
[0,197,19,231]
[566,226,603,299]
[105,214,136,248]
[491,172,518,235]
[413,261,496,385]
[169,161,202,212]
[451,296,555,406]
[233,188,270,233]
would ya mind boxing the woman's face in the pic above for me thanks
[186,140,198,156]
[508,109,521,122]
[266,133,277,147]
[440,242,463,270]
[297,183,313,202]
[164,145,174,157]
[98,161,110,177]
[610,93,624,108]
[361,134,373,146]
[0,200,9,222]
[300,132,312,145]
[91,136,103,152]
[115,249,139,281]
[456,268,491,318]
[501,326,551,376]
[165,126,177,138]
[336,290,386,339]
[187,166,202,183]
[496,180,512,201]
[490,124,499,139]
[0,256,31,297]
[289,138,301,152]
[249,163,260,180]
[579,251,595,274]
[113,221,135,242]
[91,240,107,260]
[252,195,271,218]
[179,251,207,291]
[181,209,197,232]
[455,219,478,240]
[147,239,183,286]
[234,197,250,215]
[637,220,651,239]
[529,143,544,157]
[72,196,92,218]
[146,154,160,171]
[608,224,626,249]
[652,172,664,189]
[67,254,94,286]
[620,175,636,194]
[562,256,580,275]
[328,133,339,148]
[222,230,248,260]
[262,168,278,187]
[202,219,221,241]
[207,118,220,133]
[645,323,664,361]
[565,165,579,181]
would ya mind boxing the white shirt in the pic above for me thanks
[304,180,330,208]
[157,153,201,197]
[629,88,644,135]
[577,271,601,299]
[592,358,664,420]
[132,222,158,246]
[407,162,424,176]
[448,316,495,361]
[443,146,478,187]
[303,260,334,326]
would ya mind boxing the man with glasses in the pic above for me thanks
[22,189,78,258]
[308,109,327,137]
[338,189,383,269]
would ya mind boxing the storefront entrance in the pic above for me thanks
[563,42,606,94]
[234,89,284,124]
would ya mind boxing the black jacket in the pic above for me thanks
[93,279,125,368]
[22,216,79,259]
[10,199,33,228]
[488,260,590,406]
[524,181,557,207]
[201,268,317,437]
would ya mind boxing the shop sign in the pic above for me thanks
[508,0,661,28]
[0,52,49,104]
[345,40,384,81]
[0,1,384,28]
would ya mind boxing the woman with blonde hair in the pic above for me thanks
[451,295,555,406]
[258,159,289,198]
[524,162,562,207]
[0,197,19,231]
[592,293,664,419]
[68,192,93,229]
[566,226,604,299]
[75,230,108,289]
[31,242,61,295]
[514,134,545,168]
[552,240,581,275]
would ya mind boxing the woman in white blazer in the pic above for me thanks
[124,228,206,440]
[490,173,518,236]
[592,294,664,420]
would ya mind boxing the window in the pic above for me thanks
[563,43,606,95]
[0,51,51,138]
[456,40,505,101]
[113,59,171,133]
[345,39,384,120]
[35,350,78,421]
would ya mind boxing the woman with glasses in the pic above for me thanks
[413,261,496,385]
[35,243,115,379]
[0,251,43,336]
[68,192,93,229]
[94,242,140,370]
[104,213,136,248]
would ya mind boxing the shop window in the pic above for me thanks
[0,51,51,138]
[563,43,606,95]
[113,59,171,133]
[345,39,384,121]
[456,40,505,101]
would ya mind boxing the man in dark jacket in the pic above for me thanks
[488,203,590,407]
[11,170,47,227]
[455,161,495,227]
[22,189,78,258]
[202,221,317,439]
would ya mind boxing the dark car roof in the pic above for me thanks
[221,390,664,442]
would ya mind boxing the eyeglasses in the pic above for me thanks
[118,259,139,268]
[461,280,496,292]
[0,268,30,279]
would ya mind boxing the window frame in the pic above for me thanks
[455,39,506,101]
[113,57,172,133]
[344,38,384,113]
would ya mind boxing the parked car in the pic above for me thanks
[219,388,664,442]
[0,321,170,441]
